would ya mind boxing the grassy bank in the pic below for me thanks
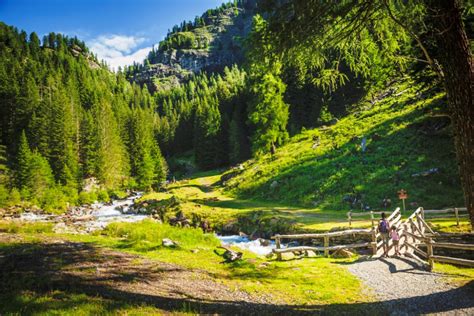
[224,78,464,211]
[0,221,380,315]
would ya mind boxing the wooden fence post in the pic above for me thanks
[275,235,282,261]
[427,237,434,271]
[421,207,424,220]
[454,208,459,226]
[324,236,329,257]
[348,211,352,227]
[370,211,374,229]
[403,223,410,252]
[371,229,377,255]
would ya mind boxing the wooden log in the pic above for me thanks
[272,242,372,254]
[407,207,423,220]
[426,238,434,270]
[423,214,470,219]
[271,229,372,240]
[409,218,425,236]
[349,211,385,217]
[415,214,437,235]
[371,229,377,255]
[404,241,428,258]
[430,255,474,267]
[455,208,459,226]
[275,236,282,261]
[423,208,467,214]
[390,215,402,228]
[324,236,329,257]
[404,230,430,241]
[387,208,401,221]
[404,252,430,269]
[429,242,474,251]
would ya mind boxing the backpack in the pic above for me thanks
[379,219,388,233]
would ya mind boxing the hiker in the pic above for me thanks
[390,226,401,256]
[378,212,390,257]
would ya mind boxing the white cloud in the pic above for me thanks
[88,35,150,71]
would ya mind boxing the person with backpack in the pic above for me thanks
[378,212,390,257]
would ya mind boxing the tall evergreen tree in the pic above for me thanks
[247,15,289,155]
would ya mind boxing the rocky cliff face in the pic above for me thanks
[129,2,256,92]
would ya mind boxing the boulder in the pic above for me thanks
[162,238,179,248]
[258,238,270,246]
[331,249,354,258]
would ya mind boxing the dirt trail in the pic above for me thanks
[348,256,474,315]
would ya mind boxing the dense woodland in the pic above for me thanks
[0,0,472,224]
[0,24,167,210]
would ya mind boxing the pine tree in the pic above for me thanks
[247,15,289,156]
[93,100,129,188]
[17,130,32,188]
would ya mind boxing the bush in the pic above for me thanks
[109,189,128,200]
[7,188,21,206]
[103,219,220,251]
[78,191,98,205]
[0,185,8,207]
[41,187,68,214]
[97,190,110,202]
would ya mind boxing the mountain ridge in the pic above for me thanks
[126,0,257,92]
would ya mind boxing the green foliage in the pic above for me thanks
[78,191,98,205]
[262,0,417,91]
[0,221,53,233]
[103,219,220,251]
[0,22,175,211]
[127,106,167,189]
[194,97,222,169]
[248,70,289,155]
[247,15,289,155]
[226,79,464,210]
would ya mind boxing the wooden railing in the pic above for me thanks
[400,207,474,269]
[272,229,377,260]
[271,207,473,268]
[422,207,468,226]
[347,210,385,228]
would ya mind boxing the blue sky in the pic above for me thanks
[0,0,227,69]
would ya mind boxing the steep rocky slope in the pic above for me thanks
[128,0,257,91]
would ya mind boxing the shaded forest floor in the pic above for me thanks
[0,233,381,315]
[1,233,473,315]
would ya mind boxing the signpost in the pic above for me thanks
[398,189,408,213]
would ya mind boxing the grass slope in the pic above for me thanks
[225,78,464,212]
[0,223,378,314]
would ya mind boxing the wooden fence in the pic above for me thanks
[271,228,376,260]
[272,206,474,269]
[400,207,474,269]
[347,210,385,228]
[422,207,468,226]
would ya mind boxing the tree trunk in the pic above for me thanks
[428,0,474,228]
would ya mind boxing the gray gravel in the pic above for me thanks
[347,256,474,315]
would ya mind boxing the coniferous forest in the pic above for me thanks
[0,0,473,314]
[0,0,473,221]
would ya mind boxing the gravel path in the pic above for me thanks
[348,256,474,315]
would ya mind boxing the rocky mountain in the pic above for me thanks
[126,0,257,92]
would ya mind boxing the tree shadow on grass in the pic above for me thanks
[0,241,473,315]
[234,107,463,211]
